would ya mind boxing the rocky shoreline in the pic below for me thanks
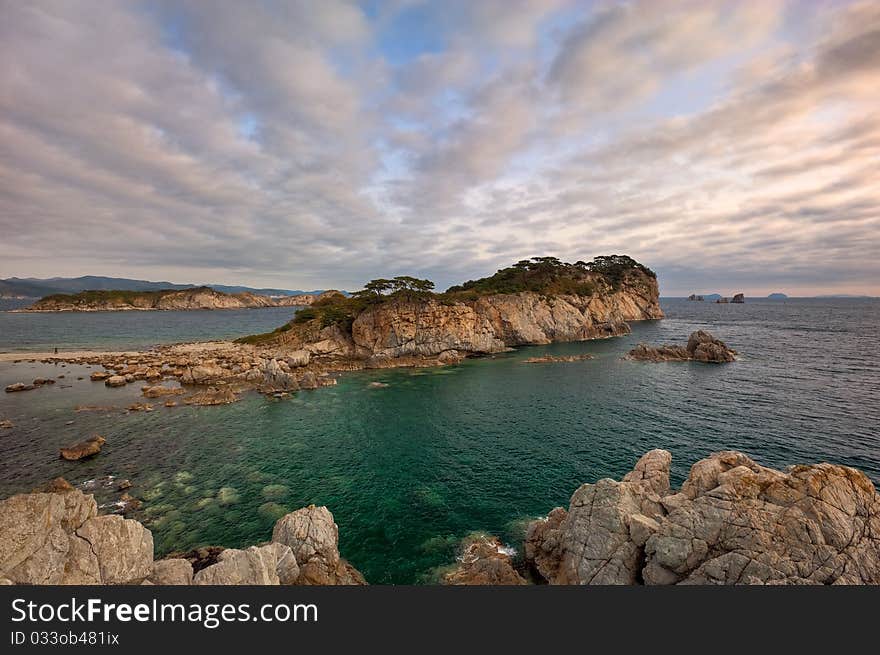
[443,450,880,585]
[3,449,878,585]
[0,486,365,585]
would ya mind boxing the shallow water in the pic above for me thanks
[0,298,878,583]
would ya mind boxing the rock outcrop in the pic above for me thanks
[272,505,366,585]
[443,535,527,585]
[626,330,736,363]
[0,489,365,586]
[60,434,106,461]
[731,293,745,303]
[525,450,880,585]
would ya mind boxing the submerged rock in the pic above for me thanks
[142,385,185,398]
[5,382,35,393]
[60,435,106,461]
[523,354,593,364]
[626,330,736,363]
[525,450,880,585]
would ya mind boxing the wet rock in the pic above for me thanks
[0,419,13,429]
[259,358,298,393]
[32,477,75,494]
[149,558,194,585]
[523,354,593,363]
[33,378,55,386]
[89,371,112,381]
[626,330,736,363]
[104,375,127,387]
[60,435,106,461]
[299,371,319,390]
[142,385,185,398]
[731,293,745,303]
[126,403,154,412]
[443,535,527,585]
[5,383,35,393]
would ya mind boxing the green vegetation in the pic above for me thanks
[36,286,215,306]
[238,255,655,343]
[234,322,292,345]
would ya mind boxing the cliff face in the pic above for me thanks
[351,285,662,361]
[274,271,662,363]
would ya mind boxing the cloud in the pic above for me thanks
[0,0,878,295]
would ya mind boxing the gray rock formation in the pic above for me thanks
[148,558,194,585]
[0,489,152,584]
[526,450,880,585]
[0,489,365,586]
[271,505,365,585]
[626,330,736,363]
[193,543,298,585]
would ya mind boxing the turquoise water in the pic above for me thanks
[1,298,878,583]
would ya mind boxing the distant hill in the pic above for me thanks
[0,276,329,299]
[767,293,788,300]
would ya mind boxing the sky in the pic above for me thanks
[1,1,878,296]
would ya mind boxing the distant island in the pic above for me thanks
[0,275,331,300]
[20,287,344,312]
[767,293,788,300]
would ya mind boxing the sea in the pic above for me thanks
[1,298,878,583]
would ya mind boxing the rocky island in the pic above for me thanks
[5,255,664,401]
[626,330,736,363]
[21,287,343,312]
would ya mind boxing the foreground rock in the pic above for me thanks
[443,535,527,585]
[626,330,736,363]
[0,489,365,585]
[272,505,366,585]
[60,435,106,461]
[525,450,880,585]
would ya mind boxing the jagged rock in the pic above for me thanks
[104,375,127,387]
[271,506,365,585]
[443,535,527,585]
[60,435,106,461]
[627,330,736,363]
[149,559,194,585]
[299,371,319,390]
[165,546,225,574]
[5,382,35,393]
[731,293,745,303]
[259,358,298,392]
[526,450,880,585]
[193,543,298,585]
